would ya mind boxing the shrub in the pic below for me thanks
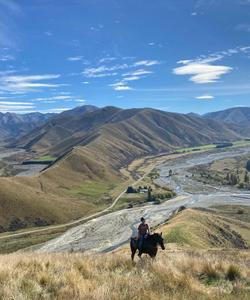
[226,265,241,281]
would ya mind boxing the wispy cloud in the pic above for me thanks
[109,82,133,91]
[0,0,23,47]
[0,102,35,112]
[0,0,22,15]
[173,61,232,84]
[67,56,84,61]
[235,23,250,33]
[82,64,128,78]
[74,99,86,103]
[0,101,33,105]
[0,54,15,61]
[99,57,116,63]
[44,31,53,36]
[133,60,160,67]
[0,74,63,93]
[35,95,72,101]
[195,95,214,99]
[174,46,250,84]
[122,69,153,77]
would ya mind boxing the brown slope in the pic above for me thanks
[71,108,243,169]
[21,107,243,159]
[13,105,101,152]
[0,106,244,232]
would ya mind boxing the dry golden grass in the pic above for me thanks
[0,250,249,299]
[161,208,250,249]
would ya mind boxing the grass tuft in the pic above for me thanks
[226,264,241,281]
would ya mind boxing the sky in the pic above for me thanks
[0,0,250,114]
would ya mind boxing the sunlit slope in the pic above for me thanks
[0,106,245,232]
[15,107,243,158]
[0,250,249,299]
[0,147,120,231]
[161,207,250,249]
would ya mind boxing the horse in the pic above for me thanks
[130,232,165,260]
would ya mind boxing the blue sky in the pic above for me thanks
[0,0,250,114]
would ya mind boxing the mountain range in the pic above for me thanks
[0,105,249,232]
[0,112,55,143]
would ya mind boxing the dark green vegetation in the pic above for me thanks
[114,169,176,210]
[190,153,250,190]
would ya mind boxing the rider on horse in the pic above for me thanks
[138,217,150,250]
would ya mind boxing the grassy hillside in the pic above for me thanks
[0,250,249,299]
[15,107,243,158]
[0,147,122,232]
[161,206,250,249]
[0,106,245,233]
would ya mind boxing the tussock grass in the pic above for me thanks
[0,250,249,299]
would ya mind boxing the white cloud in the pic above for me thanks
[235,23,250,33]
[45,31,53,36]
[0,54,15,61]
[0,101,33,105]
[195,95,214,99]
[123,69,153,77]
[133,60,160,67]
[0,74,62,93]
[174,46,250,84]
[82,81,89,84]
[0,104,35,111]
[109,81,132,91]
[173,57,232,84]
[67,56,84,61]
[82,64,128,78]
[123,76,140,81]
[74,99,86,103]
[114,85,132,91]
[99,57,116,63]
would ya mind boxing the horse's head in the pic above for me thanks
[155,232,165,250]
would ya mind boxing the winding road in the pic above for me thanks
[36,146,250,253]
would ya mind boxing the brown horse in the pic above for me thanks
[130,232,165,260]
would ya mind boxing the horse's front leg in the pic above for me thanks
[131,248,136,261]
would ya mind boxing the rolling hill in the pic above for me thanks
[0,105,247,232]
[14,106,243,160]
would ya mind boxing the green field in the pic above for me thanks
[175,144,216,153]
[175,140,250,153]
[36,155,57,161]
